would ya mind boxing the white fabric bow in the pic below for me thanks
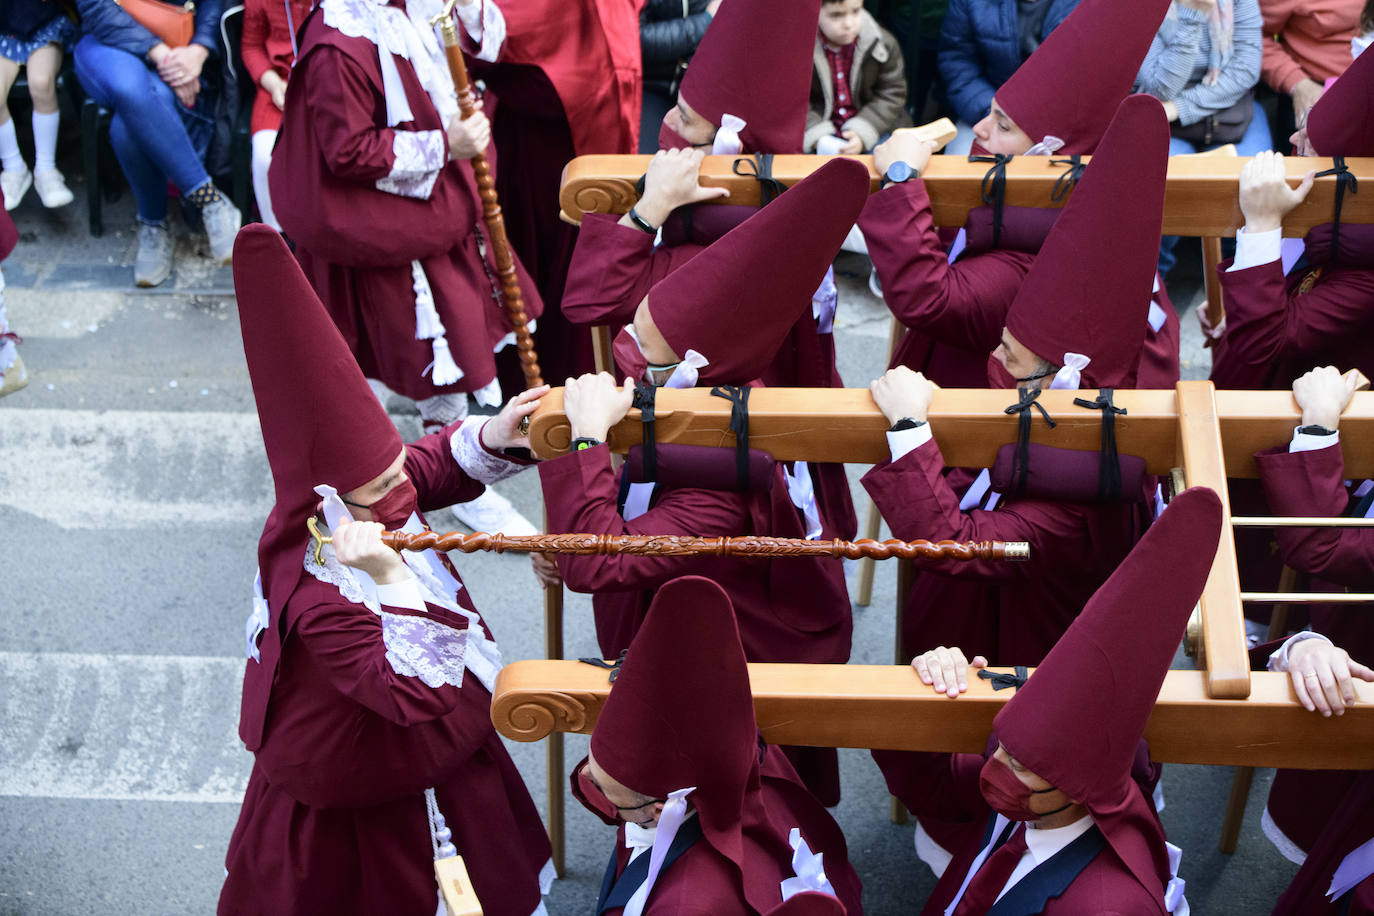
[1049,352,1091,391]
[1164,841,1190,914]
[780,827,836,901]
[246,570,271,662]
[713,112,747,155]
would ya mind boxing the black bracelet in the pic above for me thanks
[627,206,657,234]
[572,437,603,451]
[1297,424,1337,437]
[889,417,927,432]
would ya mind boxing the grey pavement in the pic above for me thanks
[0,178,1302,915]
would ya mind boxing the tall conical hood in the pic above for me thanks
[234,224,403,749]
[1004,94,1168,388]
[994,486,1223,903]
[995,0,1169,154]
[647,157,869,386]
[591,576,775,902]
[1307,44,1374,156]
[677,0,822,152]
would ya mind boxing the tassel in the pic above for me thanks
[424,337,464,386]
[411,261,445,340]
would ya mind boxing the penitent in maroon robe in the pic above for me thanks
[1211,228,1374,392]
[269,5,542,402]
[560,213,857,542]
[1252,440,1374,883]
[220,428,550,916]
[858,180,1182,390]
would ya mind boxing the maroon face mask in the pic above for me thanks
[987,352,1018,389]
[572,758,621,826]
[979,754,1069,822]
[612,327,649,382]
[658,119,697,151]
[365,476,418,531]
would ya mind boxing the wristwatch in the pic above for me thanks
[572,437,603,451]
[882,160,917,188]
[1297,424,1337,437]
[889,417,927,432]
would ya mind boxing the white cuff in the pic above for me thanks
[449,416,526,484]
[377,576,426,611]
[887,423,933,461]
[1229,226,1282,272]
[456,0,506,62]
[1289,426,1340,453]
[376,129,447,200]
[1268,631,1333,672]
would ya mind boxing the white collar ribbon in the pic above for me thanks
[623,786,696,916]
[780,827,837,901]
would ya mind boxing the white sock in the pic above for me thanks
[31,111,59,173]
[0,120,23,172]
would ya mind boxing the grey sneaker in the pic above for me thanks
[134,222,174,288]
[202,196,241,265]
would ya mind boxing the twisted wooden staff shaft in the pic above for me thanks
[433,5,542,390]
[307,520,1030,564]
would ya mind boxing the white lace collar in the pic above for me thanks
[321,0,458,126]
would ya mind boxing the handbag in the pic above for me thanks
[114,0,195,48]
[1170,89,1255,147]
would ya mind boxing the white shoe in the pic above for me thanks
[33,168,74,208]
[1,166,31,210]
[449,488,537,536]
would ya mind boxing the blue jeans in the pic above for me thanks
[73,36,214,224]
[1158,99,1273,276]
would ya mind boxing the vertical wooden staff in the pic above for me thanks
[432,0,542,390]
[430,1,559,873]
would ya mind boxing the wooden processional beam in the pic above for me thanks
[491,660,1374,771]
[558,153,1374,236]
[526,384,1374,479]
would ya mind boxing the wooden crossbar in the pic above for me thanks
[528,386,1374,478]
[529,384,1374,700]
[558,153,1374,235]
[491,660,1374,770]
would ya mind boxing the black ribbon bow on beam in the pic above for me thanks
[1003,387,1057,496]
[733,154,785,208]
[1073,388,1127,502]
[580,650,629,683]
[633,381,658,482]
[970,153,1014,249]
[1313,156,1358,264]
[1049,154,1085,203]
[978,666,1029,691]
[711,384,753,490]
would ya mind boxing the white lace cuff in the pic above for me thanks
[1229,226,1282,272]
[1289,425,1339,453]
[456,0,505,62]
[450,416,526,484]
[377,578,426,611]
[376,129,447,200]
[1267,631,1333,672]
[887,423,934,462]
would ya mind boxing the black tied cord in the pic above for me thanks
[978,666,1029,691]
[710,385,752,489]
[1049,154,1085,203]
[733,154,785,207]
[970,153,1013,249]
[1313,156,1358,263]
[1003,387,1058,496]
[580,650,628,683]
[633,382,658,482]
[1073,388,1127,502]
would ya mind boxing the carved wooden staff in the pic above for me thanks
[431,0,541,390]
[307,519,1030,566]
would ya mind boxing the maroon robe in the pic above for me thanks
[220,429,550,916]
[875,747,1166,915]
[1212,246,1374,391]
[863,438,1151,664]
[1254,441,1374,872]
[540,444,852,802]
[858,180,1181,390]
[598,747,863,916]
[269,9,543,401]
[1270,770,1374,916]
[560,214,857,541]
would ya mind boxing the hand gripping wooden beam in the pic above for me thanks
[558,153,1374,236]
[490,660,1374,771]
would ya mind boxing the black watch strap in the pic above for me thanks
[572,437,604,451]
[627,206,656,234]
[889,417,927,432]
[1297,424,1337,437]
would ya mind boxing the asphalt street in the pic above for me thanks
[0,184,1304,915]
